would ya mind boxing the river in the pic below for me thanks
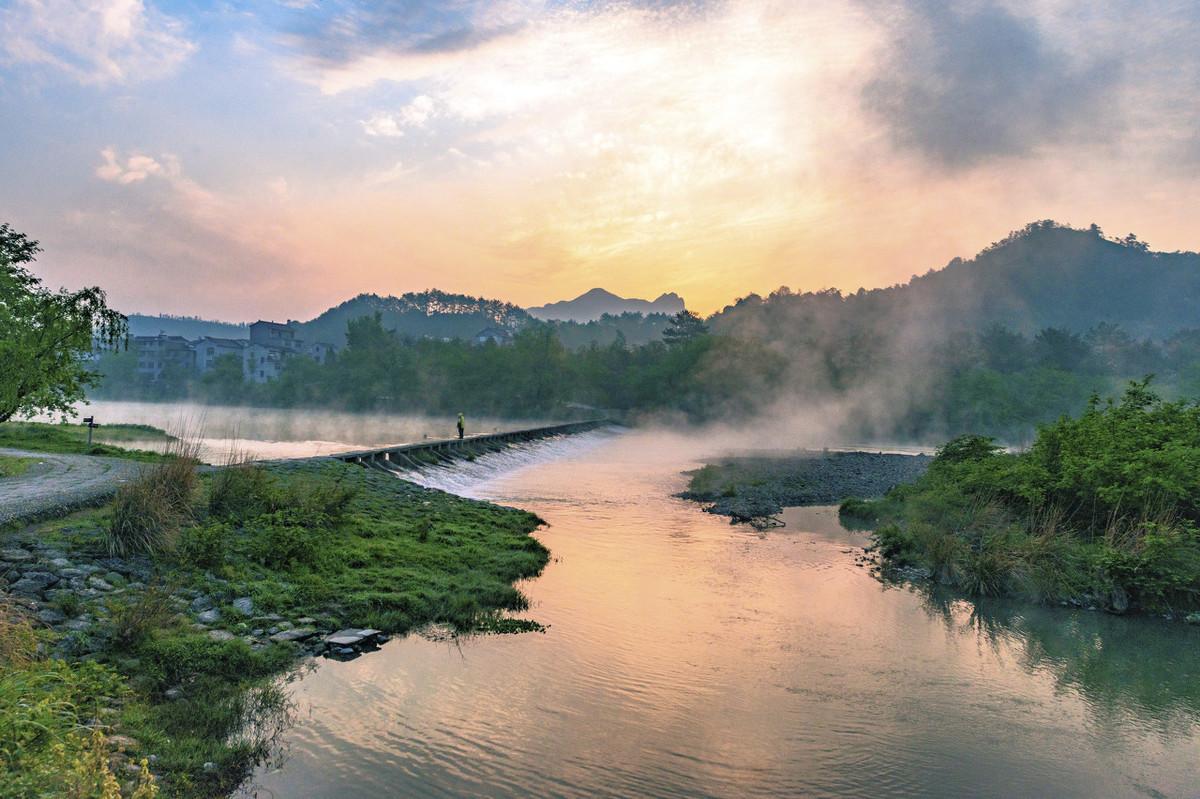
[235,428,1200,799]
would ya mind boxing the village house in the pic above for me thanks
[472,327,513,346]
[193,336,247,373]
[127,321,334,384]
[131,334,195,380]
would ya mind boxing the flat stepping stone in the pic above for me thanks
[325,628,381,647]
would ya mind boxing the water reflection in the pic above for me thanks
[245,432,1200,799]
[913,589,1200,733]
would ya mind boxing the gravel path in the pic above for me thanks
[0,448,143,525]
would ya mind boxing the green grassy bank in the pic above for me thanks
[841,381,1200,618]
[0,458,548,798]
[0,421,171,459]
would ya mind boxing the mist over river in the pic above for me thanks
[232,428,1200,799]
[46,400,547,462]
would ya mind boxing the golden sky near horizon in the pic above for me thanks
[2,0,1199,319]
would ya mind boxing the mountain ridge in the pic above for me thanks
[528,288,685,322]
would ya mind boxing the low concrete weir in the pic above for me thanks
[330,420,610,473]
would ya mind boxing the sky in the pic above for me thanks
[1,0,1199,322]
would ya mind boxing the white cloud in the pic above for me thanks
[0,0,194,85]
[361,94,437,137]
[95,147,174,183]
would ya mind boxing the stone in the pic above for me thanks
[104,571,125,585]
[108,735,139,751]
[275,620,293,631]
[164,688,183,701]
[19,571,58,589]
[87,577,114,592]
[232,597,254,616]
[189,595,213,612]
[49,557,73,568]
[207,630,236,642]
[295,617,316,625]
[1186,612,1200,625]
[203,762,217,773]
[197,608,221,624]
[269,627,316,643]
[250,628,265,637]
[76,564,102,575]
[64,619,91,631]
[1,548,33,563]
[37,609,67,625]
[325,628,382,647]
[58,568,86,579]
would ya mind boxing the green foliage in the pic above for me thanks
[245,510,326,570]
[854,381,1200,613]
[0,223,127,424]
[175,521,231,570]
[104,585,178,648]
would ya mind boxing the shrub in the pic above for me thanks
[107,439,200,556]
[208,463,277,522]
[106,585,178,648]
[280,477,357,525]
[176,521,231,570]
[245,510,325,570]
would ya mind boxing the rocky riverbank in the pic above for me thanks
[1,457,549,797]
[679,451,931,525]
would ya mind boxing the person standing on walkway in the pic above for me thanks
[457,412,465,439]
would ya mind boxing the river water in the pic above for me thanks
[242,429,1200,799]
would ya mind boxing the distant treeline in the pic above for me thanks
[92,222,1200,442]
[92,309,1200,443]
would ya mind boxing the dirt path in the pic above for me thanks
[0,448,143,525]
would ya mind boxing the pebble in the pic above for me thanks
[87,576,114,591]
[189,595,213,612]
[232,597,254,616]
[197,608,221,624]
[207,630,236,642]
[1,548,33,563]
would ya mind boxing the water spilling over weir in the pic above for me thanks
[329,420,614,487]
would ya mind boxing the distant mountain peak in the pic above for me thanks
[528,288,685,323]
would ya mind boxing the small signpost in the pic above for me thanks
[82,416,98,449]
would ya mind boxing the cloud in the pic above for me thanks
[361,94,437,137]
[95,147,175,183]
[0,0,195,84]
[863,1,1121,168]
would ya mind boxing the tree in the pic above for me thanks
[0,224,126,423]
[662,309,709,346]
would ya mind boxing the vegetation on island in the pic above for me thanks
[1,451,548,797]
[842,381,1200,617]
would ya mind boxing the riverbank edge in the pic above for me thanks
[0,458,550,798]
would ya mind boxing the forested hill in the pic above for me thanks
[295,291,531,345]
[714,222,1200,341]
[127,314,249,339]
